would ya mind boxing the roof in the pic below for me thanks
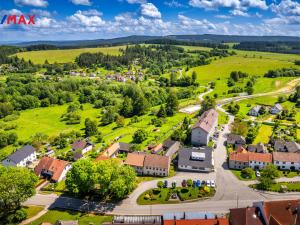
[34,157,69,182]
[261,200,300,225]
[144,154,170,169]
[95,155,110,162]
[250,105,261,113]
[163,139,177,149]
[163,212,216,220]
[227,134,246,144]
[55,221,78,225]
[164,218,229,225]
[274,140,285,151]
[103,142,120,157]
[118,142,132,152]
[248,143,266,153]
[152,143,163,153]
[7,145,35,164]
[229,151,272,163]
[272,103,283,111]
[178,147,213,169]
[192,109,218,133]
[229,207,264,225]
[113,215,161,224]
[72,140,90,150]
[285,141,300,153]
[124,152,145,167]
[273,152,300,163]
[165,141,181,157]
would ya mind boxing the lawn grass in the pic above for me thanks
[28,209,112,225]
[15,46,125,64]
[231,170,256,181]
[218,110,229,125]
[23,205,44,219]
[253,124,273,144]
[252,181,300,192]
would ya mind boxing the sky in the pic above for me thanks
[0,0,300,42]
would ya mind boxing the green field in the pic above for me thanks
[15,46,125,64]
[28,209,112,225]
[253,124,273,144]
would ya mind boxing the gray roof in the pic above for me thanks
[286,141,300,153]
[163,212,215,220]
[119,142,132,152]
[163,139,177,149]
[250,105,261,113]
[248,143,266,153]
[227,134,246,145]
[113,215,161,224]
[178,147,213,169]
[7,145,35,164]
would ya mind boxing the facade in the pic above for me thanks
[249,105,261,117]
[191,109,218,146]
[178,147,214,172]
[34,156,72,182]
[72,140,93,155]
[2,145,36,167]
[269,103,283,115]
[125,152,170,177]
[229,151,272,170]
[273,152,300,171]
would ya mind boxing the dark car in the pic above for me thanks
[196,180,201,187]
[182,179,187,187]
[164,180,168,188]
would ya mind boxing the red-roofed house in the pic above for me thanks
[191,109,218,146]
[229,151,272,170]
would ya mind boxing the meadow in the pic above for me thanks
[15,46,125,64]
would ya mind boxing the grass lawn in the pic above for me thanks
[231,170,256,181]
[253,124,273,144]
[297,129,300,140]
[15,46,125,64]
[218,110,229,125]
[28,209,112,225]
[279,170,300,178]
[23,205,44,219]
[252,181,300,192]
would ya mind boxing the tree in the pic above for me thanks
[0,166,38,222]
[0,102,14,118]
[120,96,133,117]
[241,167,254,179]
[166,92,178,116]
[231,121,248,137]
[191,71,197,84]
[102,106,118,125]
[133,129,148,143]
[200,96,216,114]
[31,132,48,149]
[261,164,279,179]
[66,159,96,196]
[96,131,103,143]
[116,115,125,127]
[84,118,98,137]
[157,104,166,118]
[258,176,273,190]
[187,179,193,187]
[133,95,149,116]
[157,181,164,189]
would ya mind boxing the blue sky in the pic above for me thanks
[0,0,300,41]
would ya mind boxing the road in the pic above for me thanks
[24,77,300,216]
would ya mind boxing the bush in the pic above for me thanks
[241,167,254,179]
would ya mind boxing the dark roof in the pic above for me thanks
[71,140,91,150]
[286,141,300,153]
[230,207,264,225]
[163,139,177,149]
[248,143,266,153]
[274,140,285,151]
[178,147,213,169]
[227,134,246,145]
[119,142,132,152]
[7,145,35,164]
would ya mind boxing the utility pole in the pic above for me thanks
[236,193,239,208]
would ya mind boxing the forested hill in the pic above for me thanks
[8,34,300,48]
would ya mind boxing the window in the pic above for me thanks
[291,162,294,164]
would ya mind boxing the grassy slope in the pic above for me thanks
[28,209,112,225]
[15,46,125,64]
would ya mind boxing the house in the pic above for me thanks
[178,147,214,173]
[71,140,93,155]
[229,207,264,225]
[191,109,218,146]
[248,143,267,153]
[272,152,300,171]
[2,145,37,167]
[227,134,246,146]
[124,152,146,175]
[249,105,262,117]
[143,154,170,177]
[103,215,162,225]
[151,143,163,154]
[125,152,170,177]
[164,140,181,158]
[269,103,283,115]
[102,142,132,158]
[274,140,300,153]
[55,221,78,225]
[34,156,71,183]
[253,199,300,225]
[163,212,228,225]
[229,151,272,170]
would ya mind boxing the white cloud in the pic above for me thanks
[14,0,48,7]
[271,0,300,16]
[126,0,146,3]
[230,9,250,16]
[140,3,161,18]
[215,14,232,19]
[178,14,216,30]
[0,9,23,15]
[68,10,105,27]
[30,9,51,17]
[164,0,186,8]
[35,17,54,28]
[70,0,92,6]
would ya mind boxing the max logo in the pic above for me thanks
[1,15,35,25]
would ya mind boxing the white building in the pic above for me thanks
[273,152,300,171]
[2,145,37,167]
[269,103,283,115]
[71,140,93,155]
[191,109,218,146]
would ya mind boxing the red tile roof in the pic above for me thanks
[164,218,229,225]
[230,207,264,225]
[124,152,145,167]
[193,109,218,133]
[144,154,170,169]
[273,152,300,163]
[229,151,272,163]
[152,143,163,153]
[34,156,69,182]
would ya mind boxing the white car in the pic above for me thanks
[256,171,261,178]
[206,180,211,187]
[210,180,216,188]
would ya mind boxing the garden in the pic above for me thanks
[251,181,300,192]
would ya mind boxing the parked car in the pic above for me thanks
[256,171,261,178]
[196,180,201,187]
[193,180,197,187]
[182,179,187,187]
[206,180,211,187]
[201,180,206,185]
[164,180,168,188]
[210,180,216,188]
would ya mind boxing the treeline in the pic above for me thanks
[264,68,300,78]
[26,44,58,51]
[75,44,234,74]
[233,42,300,54]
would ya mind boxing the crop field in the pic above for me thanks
[15,46,125,64]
